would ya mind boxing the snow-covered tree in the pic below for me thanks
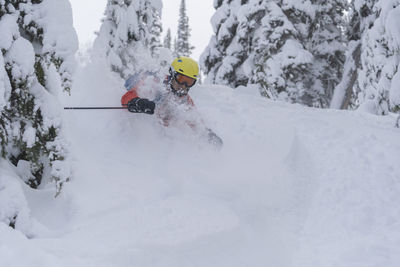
[141,0,163,57]
[176,0,194,57]
[0,0,77,197]
[93,0,163,78]
[0,48,11,158]
[202,0,314,99]
[251,1,313,103]
[307,0,348,108]
[254,0,347,107]
[331,0,377,110]
[201,0,252,87]
[203,0,349,107]
[357,0,400,114]
[163,28,172,50]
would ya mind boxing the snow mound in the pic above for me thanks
[2,57,400,267]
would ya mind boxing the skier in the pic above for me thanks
[121,56,223,148]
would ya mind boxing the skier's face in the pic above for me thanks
[170,78,190,97]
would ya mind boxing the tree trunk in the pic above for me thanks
[330,41,361,110]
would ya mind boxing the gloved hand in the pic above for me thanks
[127,97,155,115]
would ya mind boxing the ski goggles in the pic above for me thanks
[174,73,196,87]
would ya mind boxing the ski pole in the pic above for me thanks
[64,106,128,110]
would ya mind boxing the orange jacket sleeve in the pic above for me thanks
[121,87,139,106]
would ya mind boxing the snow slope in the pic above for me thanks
[1,58,400,267]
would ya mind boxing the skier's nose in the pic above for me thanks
[178,85,188,91]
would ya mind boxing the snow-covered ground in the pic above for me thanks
[1,58,400,267]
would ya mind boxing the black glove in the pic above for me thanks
[127,97,155,115]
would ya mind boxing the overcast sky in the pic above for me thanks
[69,0,214,61]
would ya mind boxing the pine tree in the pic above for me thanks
[0,0,77,195]
[251,1,313,103]
[163,28,172,50]
[330,0,379,110]
[176,0,194,57]
[357,0,400,114]
[0,50,11,158]
[139,0,163,57]
[201,0,258,87]
[200,0,233,85]
[94,0,163,78]
[203,0,350,108]
[307,0,348,108]
[278,0,343,107]
[202,0,315,98]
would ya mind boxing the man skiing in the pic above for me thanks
[121,56,223,147]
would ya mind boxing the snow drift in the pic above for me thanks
[1,56,400,267]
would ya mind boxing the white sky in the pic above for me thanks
[69,0,214,61]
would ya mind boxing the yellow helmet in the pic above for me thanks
[170,56,199,80]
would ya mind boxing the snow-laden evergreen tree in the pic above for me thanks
[163,28,172,50]
[0,0,77,196]
[202,0,314,97]
[142,0,162,57]
[260,0,347,107]
[357,0,400,114]
[250,1,313,103]
[203,0,349,107]
[307,0,348,108]
[201,0,252,87]
[0,48,11,157]
[176,0,194,57]
[93,0,163,78]
[331,0,377,110]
